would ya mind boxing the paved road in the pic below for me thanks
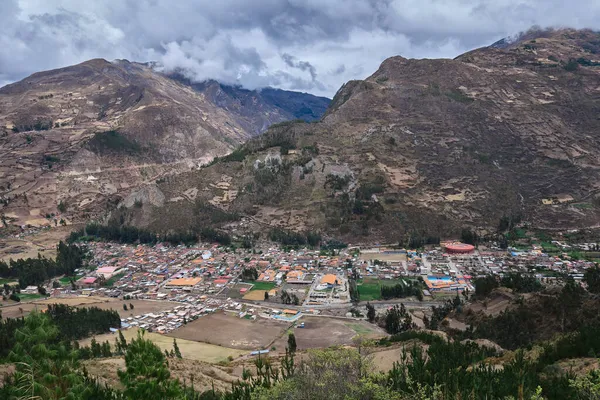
[240,298,441,311]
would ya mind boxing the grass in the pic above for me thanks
[104,272,126,287]
[0,279,17,285]
[346,323,375,335]
[380,279,406,287]
[248,281,276,291]
[358,281,381,301]
[541,241,560,253]
[59,275,82,284]
[573,203,593,209]
[18,293,45,301]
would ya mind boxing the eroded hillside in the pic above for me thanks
[133,29,600,242]
[0,59,329,227]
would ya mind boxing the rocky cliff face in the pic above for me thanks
[0,59,329,227]
[138,29,600,242]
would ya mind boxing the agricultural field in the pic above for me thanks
[79,328,247,364]
[0,225,74,261]
[288,317,384,350]
[243,290,268,301]
[0,297,178,319]
[226,283,254,299]
[359,252,406,263]
[81,299,180,318]
[0,303,42,318]
[167,312,288,350]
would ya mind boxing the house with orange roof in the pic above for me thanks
[258,270,276,282]
[165,277,202,290]
[320,274,340,287]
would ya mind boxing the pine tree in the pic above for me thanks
[173,339,182,359]
[287,332,297,353]
[366,302,376,323]
[119,329,128,350]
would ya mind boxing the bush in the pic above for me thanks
[564,59,579,72]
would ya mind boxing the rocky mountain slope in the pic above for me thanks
[0,59,329,227]
[133,28,600,242]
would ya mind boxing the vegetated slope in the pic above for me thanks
[0,59,329,227]
[170,75,331,133]
[134,28,600,242]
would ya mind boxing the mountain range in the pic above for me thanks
[119,28,600,243]
[2,28,600,243]
[0,59,329,227]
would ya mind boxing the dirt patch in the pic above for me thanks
[1,297,178,319]
[243,290,267,301]
[80,299,179,319]
[292,317,384,350]
[167,312,288,350]
[79,327,246,363]
[0,303,41,319]
[34,296,114,306]
[359,253,407,262]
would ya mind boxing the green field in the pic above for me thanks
[541,241,560,253]
[59,275,82,284]
[0,278,17,285]
[104,272,126,287]
[345,322,375,335]
[380,279,406,287]
[248,281,276,291]
[358,280,381,301]
[18,293,45,301]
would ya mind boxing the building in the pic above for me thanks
[442,242,475,254]
[96,266,121,279]
[165,277,202,290]
[320,274,340,287]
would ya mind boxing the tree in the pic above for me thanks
[366,302,376,323]
[123,303,128,311]
[173,338,182,358]
[287,332,297,353]
[384,304,414,334]
[584,266,600,294]
[474,275,499,297]
[264,291,270,301]
[130,303,134,310]
[118,330,182,399]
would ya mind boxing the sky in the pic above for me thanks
[1,0,599,97]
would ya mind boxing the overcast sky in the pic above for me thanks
[1,0,599,97]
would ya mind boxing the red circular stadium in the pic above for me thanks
[443,242,475,254]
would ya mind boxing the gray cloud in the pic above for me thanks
[1,0,599,96]
[281,53,317,80]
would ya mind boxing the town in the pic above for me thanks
[6,236,590,336]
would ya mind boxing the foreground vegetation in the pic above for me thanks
[2,303,600,399]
